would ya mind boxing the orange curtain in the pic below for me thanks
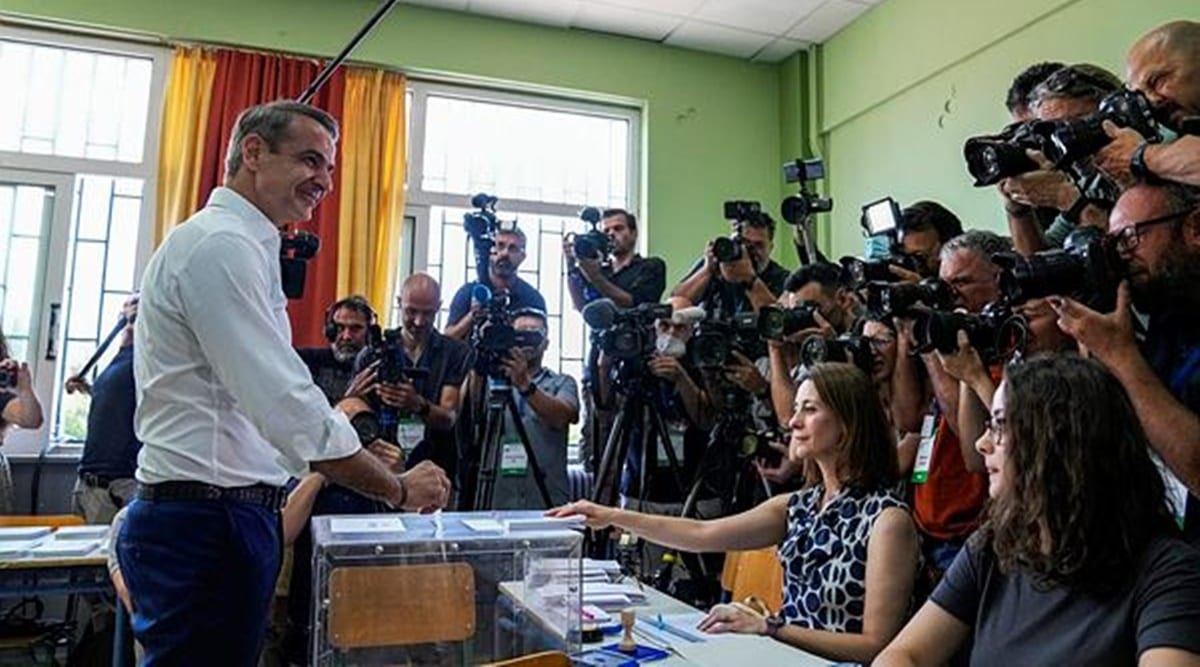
[337,68,407,318]
[154,46,217,245]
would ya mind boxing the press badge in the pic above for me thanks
[910,415,937,484]
[657,428,687,467]
[501,441,528,476]
[397,417,424,451]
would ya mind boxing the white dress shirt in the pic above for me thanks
[133,187,360,487]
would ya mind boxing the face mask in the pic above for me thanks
[655,334,687,359]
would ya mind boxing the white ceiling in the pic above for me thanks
[403,0,883,63]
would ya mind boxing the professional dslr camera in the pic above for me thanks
[992,226,1123,311]
[839,197,924,287]
[712,200,761,262]
[568,206,611,261]
[279,230,321,299]
[756,302,818,341]
[864,278,955,318]
[1042,89,1161,168]
[369,329,431,386]
[735,425,787,467]
[910,303,1028,364]
[800,334,874,375]
[963,120,1057,187]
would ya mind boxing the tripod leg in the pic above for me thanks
[504,393,555,509]
[472,401,507,511]
[590,408,630,507]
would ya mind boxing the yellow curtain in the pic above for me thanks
[337,68,407,315]
[153,46,217,246]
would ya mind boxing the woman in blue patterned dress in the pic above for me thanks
[549,362,920,663]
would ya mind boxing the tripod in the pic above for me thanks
[471,375,553,511]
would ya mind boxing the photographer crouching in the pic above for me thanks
[1052,182,1200,542]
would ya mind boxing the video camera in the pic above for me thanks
[467,285,546,379]
[864,278,955,318]
[279,230,321,299]
[582,298,673,363]
[756,303,818,341]
[910,303,1028,364]
[780,158,832,225]
[689,312,760,370]
[713,200,762,263]
[800,334,874,375]
[569,206,611,261]
[992,226,1123,310]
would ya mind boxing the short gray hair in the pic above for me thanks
[940,229,1013,263]
[224,100,339,180]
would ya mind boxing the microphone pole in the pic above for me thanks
[297,0,400,104]
[74,316,127,380]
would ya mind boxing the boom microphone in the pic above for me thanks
[582,298,618,329]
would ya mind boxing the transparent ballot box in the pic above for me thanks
[309,511,583,666]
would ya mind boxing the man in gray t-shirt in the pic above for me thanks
[490,310,580,510]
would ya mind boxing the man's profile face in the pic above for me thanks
[602,215,636,257]
[898,228,943,276]
[739,225,773,272]
[490,231,526,278]
[1127,42,1200,128]
[1108,186,1193,311]
[939,249,1000,313]
[243,115,336,226]
[399,287,440,340]
[330,306,370,362]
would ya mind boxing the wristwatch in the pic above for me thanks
[764,614,785,638]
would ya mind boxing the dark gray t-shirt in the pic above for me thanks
[931,536,1200,666]
[490,368,579,510]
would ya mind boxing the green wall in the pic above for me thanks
[813,0,1199,260]
[0,0,787,281]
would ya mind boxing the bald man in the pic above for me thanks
[354,272,472,476]
[1096,20,1200,187]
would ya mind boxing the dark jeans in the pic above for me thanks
[117,497,282,666]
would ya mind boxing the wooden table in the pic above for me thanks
[499,581,830,667]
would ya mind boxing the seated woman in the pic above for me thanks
[550,362,919,664]
[874,355,1200,667]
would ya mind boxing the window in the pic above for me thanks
[0,27,167,453]
[401,82,640,383]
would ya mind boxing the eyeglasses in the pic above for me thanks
[981,414,1008,448]
[1111,209,1194,253]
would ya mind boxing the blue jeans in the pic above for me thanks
[117,497,281,666]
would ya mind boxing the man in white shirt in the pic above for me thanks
[118,100,451,665]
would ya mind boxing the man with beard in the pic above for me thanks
[1096,20,1200,188]
[296,295,377,404]
[445,226,546,341]
[671,211,790,317]
[1053,182,1200,544]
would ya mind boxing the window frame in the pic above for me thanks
[0,26,169,457]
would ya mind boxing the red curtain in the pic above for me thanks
[197,49,346,347]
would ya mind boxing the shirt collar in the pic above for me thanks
[206,187,281,246]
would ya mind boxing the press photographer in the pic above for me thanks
[1052,182,1200,542]
[445,196,545,341]
[1005,61,1065,122]
[486,309,579,510]
[296,295,378,404]
[1096,20,1200,188]
[842,199,962,286]
[671,203,790,317]
[354,273,470,477]
[988,64,1124,254]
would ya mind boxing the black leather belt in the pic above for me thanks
[80,473,125,489]
[136,481,287,511]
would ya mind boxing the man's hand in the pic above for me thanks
[785,310,836,345]
[935,330,988,384]
[887,264,923,283]
[367,439,405,473]
[648,354,687,383]
[703,241,719,275]
[1049,281,1138,366]
[1094,121,1144,189]
[377,381,426,414]
[398,460,451,512]
[999,151,1080,211]
[724,351,768,396]
[64,375,91,395]
[753,440,799,485]
[577,256,604,283]
[562,236,578,266]
[500,350,533,392]
[1,359,34,394]
[344,360,379,399]
[718,252,756,285]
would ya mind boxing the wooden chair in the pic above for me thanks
[721,547,784,613]
[0,514,84,528]
[483,650,571,667]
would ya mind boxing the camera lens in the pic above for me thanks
[712,237,741,262]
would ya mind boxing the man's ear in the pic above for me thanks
[240,133,268,172]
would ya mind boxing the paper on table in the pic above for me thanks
[462,518,505,532]
[329,516,406,534]
[27,540,101,558]
[504,516,586,532]
[53,526,111,540]
[0,527,51,541]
